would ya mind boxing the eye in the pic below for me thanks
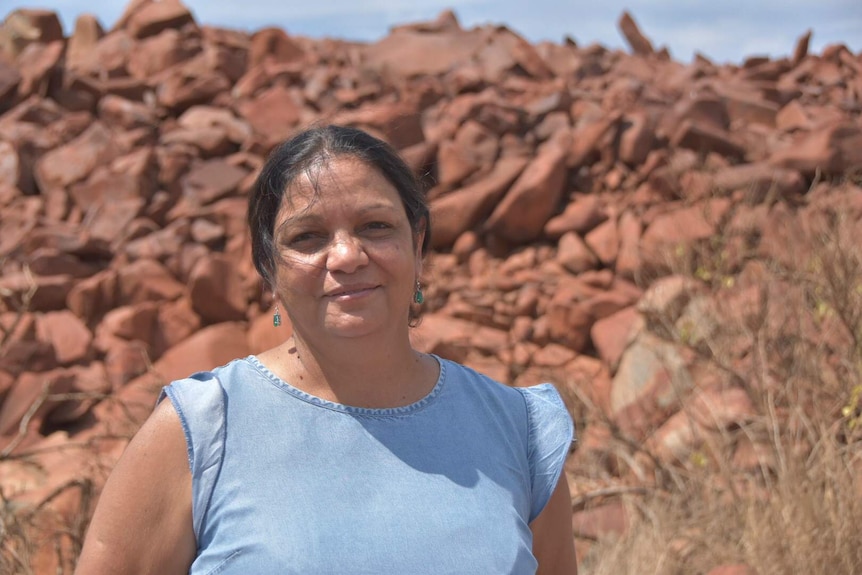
[285,231,326,251]
[362,221,394,233]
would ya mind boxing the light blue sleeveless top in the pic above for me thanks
[161,355,574,575]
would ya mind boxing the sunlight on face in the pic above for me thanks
[271,156,423,341]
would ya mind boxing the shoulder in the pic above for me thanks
[438,357,521,400]
[161,356,256,405]
[438,357,568,420]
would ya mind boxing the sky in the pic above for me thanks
[4,0,861,64]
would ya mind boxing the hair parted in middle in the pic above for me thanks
[247,124,432,290]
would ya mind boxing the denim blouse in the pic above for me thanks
[161,355,574,575]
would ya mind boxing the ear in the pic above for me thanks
[413,216,427,274]
[414,217,427,255]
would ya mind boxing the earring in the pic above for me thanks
[413,280,424,304]
[273,303,282,327]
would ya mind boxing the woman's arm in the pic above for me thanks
[75,398,196,575]
[531,473,578,575]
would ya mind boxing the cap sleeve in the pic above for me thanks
[158,371,227,539]
[517,383,576,523]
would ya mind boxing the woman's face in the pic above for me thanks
[272,156,423,343]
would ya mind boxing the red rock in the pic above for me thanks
[544,290,593,353]
[410,313,476,361]
[0,370,13,402]
[35,310,93,365]
[177,105,252,144]
[156,69,230,113]
[688,384,757,431]
[646,408,703,463]
[572,500,629,539]
[472,27,553,82]
[775,100,811,132]
[614,210,642,279]
[95,303,159,350]
[189,217,225,246]
[128,28,200,80]
[188,253,247,324]
[610,331,693,437]
[361,27,483,78]
[0,369,75,438]
[181,158,248,205]
[671,119,746,159]
[0,9,63,58]
[117,258,185,305]
[67,14,105,71]
[722,91,779,127]
[237,85,302,148]
[544,194,607,239]
[334,101,425,151]
[121,0,196,40]
[436,120,499,188]
[90,197,148,245]
[556,231,599,274]
[16,40,64,98]
[248,27,305,67]
[568,112,620,168]
[104,339,150,389]
[584,217,618,267]
[706,564,758,575]
[0,59,21,112]
[0,198,39,257]
[640,199,731,272]
[98,94,159,129]
[619,109,656,165]
[430,156,527,249]
[791,30,812,65]
[45,361,111,425]
[69,29,135,78]
[664,95,730,136]
[153,296,201,356]
[66,269,118,324]
[531,343,577,368]
[0,272,75,312]
[70,147,157,209]
[637,274,704,324]
[33,122,118,198]
[591,306,641,371]
[124,220,188,261]
[770,122,862,176]
[711,162,805,202]
[486,140,568,244]
[97,321,251,427]
[618,11,655,56]
[581,289,637,323]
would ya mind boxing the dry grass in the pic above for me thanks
[572,197,862,574]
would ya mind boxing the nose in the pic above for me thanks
[326,231,368,273]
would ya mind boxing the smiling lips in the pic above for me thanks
[326,284,379,299]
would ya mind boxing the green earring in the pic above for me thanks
[273,303,282,327]
[413,281,424,304]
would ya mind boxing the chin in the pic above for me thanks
[323,316,387,339]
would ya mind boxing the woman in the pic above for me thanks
[75,125,577,574]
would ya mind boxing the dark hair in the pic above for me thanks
[248,125,431,288]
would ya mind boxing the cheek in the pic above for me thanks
[274,259,326,295]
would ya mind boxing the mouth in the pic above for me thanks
[325,284,380,298]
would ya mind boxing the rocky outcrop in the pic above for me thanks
[0,2,859,571]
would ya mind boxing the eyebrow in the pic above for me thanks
[280,202,402,227]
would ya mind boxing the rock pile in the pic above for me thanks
[0,1,860,571]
